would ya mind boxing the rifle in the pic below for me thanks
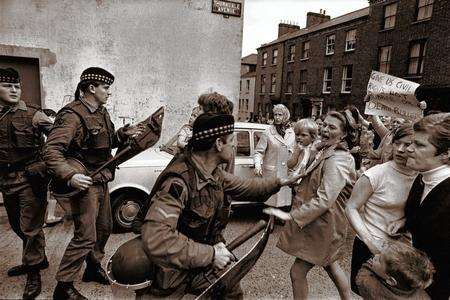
[51,106,164,198]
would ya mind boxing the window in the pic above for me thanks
[260,75,266,93]
[323,67,332,93]
[383,3,397,29]
[288,45,296,61]
[417,0,434,21]
[262,52,268,66]
[345,29,357,51]
[378,46,392,74]
[239,80,242,92]
[270,74,276,93]
[236,131,250,157]
[254,131,262,146]
[286,72,293,94]
[326,35,335,55]
[272,49,278,64]
[245,99,249,110]
[408,40,427,76]
[301,41,310,59]
[299,70,307,94]
[341,65,353,93]
[246,79,250,92]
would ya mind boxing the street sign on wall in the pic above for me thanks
[212,0,241,18]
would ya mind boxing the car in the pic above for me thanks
[108,122,270,231]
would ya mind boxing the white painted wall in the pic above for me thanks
[0,0,244,141]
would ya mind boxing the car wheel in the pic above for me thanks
[111,192,145,232]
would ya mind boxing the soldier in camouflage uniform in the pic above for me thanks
[138,113,302,299]
[44,67,141,300]
[0,68,53,299]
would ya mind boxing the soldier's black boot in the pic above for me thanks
[82,264,110,285]
[53,281,87,300]
[23,270,41,300]
[8,257,49,277]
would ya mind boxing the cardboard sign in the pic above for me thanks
[365,71,422,120]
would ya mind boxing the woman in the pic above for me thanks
[345,124,417,295]
[266,111,356,300]
[254,104,295,208]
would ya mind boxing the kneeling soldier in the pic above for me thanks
[138,113,301,299]
[0,68,53,299]
[44,67,141,300]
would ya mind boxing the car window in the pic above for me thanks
[236,131,250,157]
[254,131,263,147]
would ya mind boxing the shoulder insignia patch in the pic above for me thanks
[168,181,185,199]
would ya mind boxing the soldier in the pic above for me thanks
[0,68,53,299]
[138,113,302,299]
[44,67,141,300]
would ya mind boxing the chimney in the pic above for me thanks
[278,21,300,37]
[306,10,330,28]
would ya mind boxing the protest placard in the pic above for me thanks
[364,71,423,120]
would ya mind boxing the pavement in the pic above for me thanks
[0,207,361,299]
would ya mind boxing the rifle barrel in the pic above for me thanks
[226,220,267,251]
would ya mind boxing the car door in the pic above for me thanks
[234,129,255,179]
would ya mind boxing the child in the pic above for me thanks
[356,241,434,300]
[287,118,319,179]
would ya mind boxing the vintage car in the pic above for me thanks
[109,122,270,231]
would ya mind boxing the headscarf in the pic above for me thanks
[273,104,291,137]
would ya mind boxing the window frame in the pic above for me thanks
[299,69,307,94]
[286,71,293,94]
[341,65,353,94]
[260,75,266,93]
[416,0,434,21]
[270,74,276,94]
[322,67,332,94]
[287,44,296,62]
[262,52,268,66]
[272,49,278,65]
[301,41,310,60]
[235,130,251,157]
[408,40,427,76]
[383,2,398,30]
[345,29,357,52]
[326,34,335,55]
[378,45,392,74]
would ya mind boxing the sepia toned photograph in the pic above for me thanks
[0,0,448,299]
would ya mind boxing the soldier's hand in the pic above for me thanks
[69,174,93,190]
[120,123,145,139]
[213,242,235,270]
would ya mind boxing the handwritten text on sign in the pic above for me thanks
[365,71,422,120]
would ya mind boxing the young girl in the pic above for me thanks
[287,118,319,180]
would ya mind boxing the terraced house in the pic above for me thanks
[254,0,450,121]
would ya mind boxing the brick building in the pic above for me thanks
[254,0,450,121]
[238,54,257,121]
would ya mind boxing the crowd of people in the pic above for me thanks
[255,103,449,300]
[1,65,449,300]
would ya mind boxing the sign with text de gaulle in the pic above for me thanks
[212,0,241,17]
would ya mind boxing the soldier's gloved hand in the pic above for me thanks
[69,174,93,190]
[213,242,235,270]
[119,123,145,140]
[254,165,263,177]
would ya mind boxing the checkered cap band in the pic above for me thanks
[193,124,234,141]
[0,76,20,83]
[0,68,20,83]
[80,73,114,85]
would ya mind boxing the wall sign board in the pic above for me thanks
[212,0,241,18]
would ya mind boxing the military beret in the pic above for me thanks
[80,67,114,85]
[0,68,20,83]
[192,113,235,141]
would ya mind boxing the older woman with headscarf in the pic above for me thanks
[254,104,295,208]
